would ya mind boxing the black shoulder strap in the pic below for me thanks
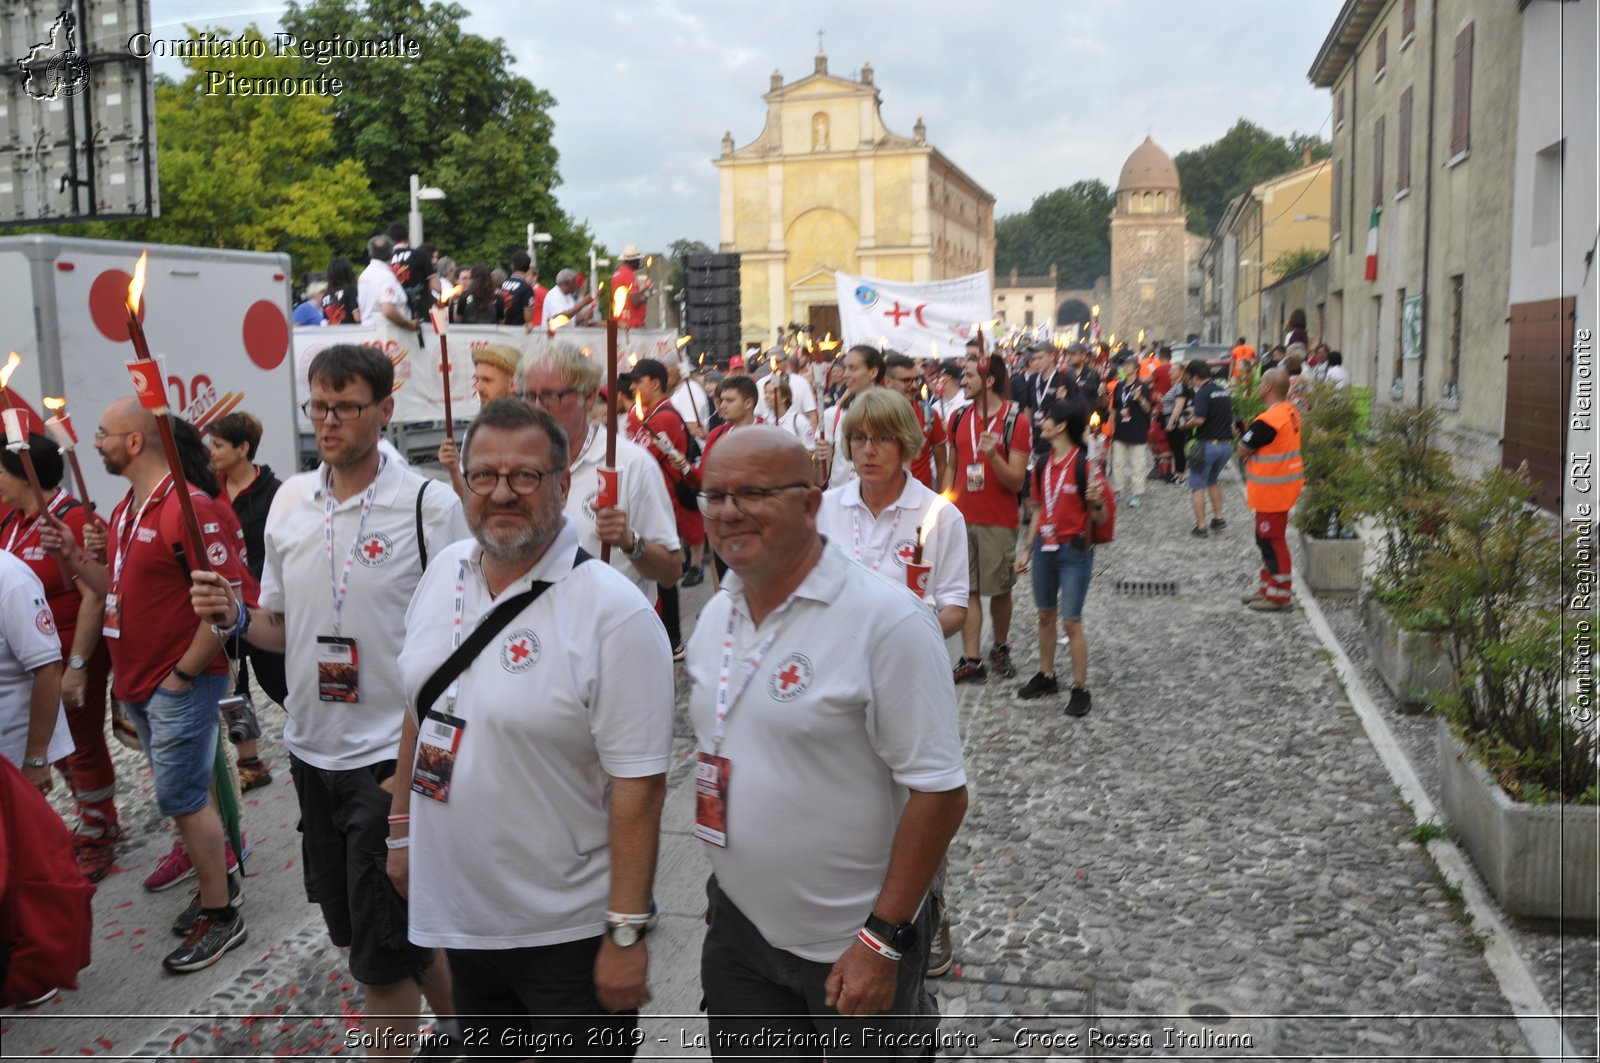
[416,548,592,719]
[415,481,430,571]
[949,404,966,438]
[1002,403,1022,456]
[1076,448,1088,498]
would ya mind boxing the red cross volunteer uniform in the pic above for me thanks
[0,550,71,768]
[565,424,680,601]
[816,475,968,614]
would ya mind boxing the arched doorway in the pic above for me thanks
[1058,299,1092,327]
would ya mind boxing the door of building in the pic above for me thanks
[808,304,841,344]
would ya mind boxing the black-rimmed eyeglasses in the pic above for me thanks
[697,483,812,515]
[463,467,558,496]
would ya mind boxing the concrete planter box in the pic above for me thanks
[1295,531,1365,594]
[1436,720,1598,923]
[1361,594,1454,713]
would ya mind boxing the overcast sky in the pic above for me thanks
[151,0,1345,254]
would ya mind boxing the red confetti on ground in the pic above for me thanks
[77,1049,93,1056]
[285,860,295,869]
[171,1033,189,1049]
[289,985,299,997]
[114,901,133,909]
[132,928,145,935]
[131,942,144,950]
[104,930,125,939]
[96,1038,112,1050]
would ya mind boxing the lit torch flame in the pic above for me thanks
[1089,412,1101,431]
[438,282,462,306]
[42,396,64,412]
[1091,304,1100,318]
[0,352,19,390]
[127,252,148,314]
[818,332,839,352]
[633,393,645,422]
[547,314,572,336]
[676,335,692,349]
[919,491,952,548]
[645,255,653,270]
[769,355,778,374]
[612,285,630,319]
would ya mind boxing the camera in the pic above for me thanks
[220,696,260,744]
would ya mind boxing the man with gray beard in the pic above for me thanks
[389,400,675,1055]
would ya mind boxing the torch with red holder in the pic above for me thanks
[598,284,630,561]
[428,284,463,442]
[41,395,97,521]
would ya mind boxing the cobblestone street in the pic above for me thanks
[3,461,1592,1061]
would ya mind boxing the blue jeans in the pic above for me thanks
[125,673,226,818]
[1030,537,1095,619]
[1188,440,1234,489]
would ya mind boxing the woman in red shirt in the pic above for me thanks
[1013,400,1110,718]
[0,432,120,880]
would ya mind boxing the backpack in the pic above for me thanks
[950,402,1027,502]
[651,406,702,509]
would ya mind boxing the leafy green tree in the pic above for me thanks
[1174,120,1330,236]
[666,237,714,296]
[1267,247,1326,277]
[993,180,1114,288]
[281,0,590,271]
[66,28,377,274]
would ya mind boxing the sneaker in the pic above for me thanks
[988,643,1017,679]
[238,761,273,792]
[671,642,686,663]
[146,839,242,892]
[173,871,244,937]
[74,836,117,883]
[1241,590,1266,606]
[1064,687,1092,718]
[925,898,954,978]
[18,987,58,1007]
[681,566,705,588]
[1017,671,1060,699]
[1190,525,1208,538]
[1248,597,1293,612]
[162,909,247,973]
[1210,517,1227,531]
[952,657,987,684]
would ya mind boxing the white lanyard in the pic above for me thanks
[1042,449,1079,527]
[967,402,1006,456]
[570,423,598,469]
[111,475,174,590]
[712,600,795,754]
[850,498,901,571]
[5,489,68,554]
[323,458,385,636]
[443,557,469,712]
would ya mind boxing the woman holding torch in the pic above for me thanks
[815,389,967,639]
[0,431,121,880]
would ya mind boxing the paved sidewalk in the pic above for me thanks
[3,460,1569,1060]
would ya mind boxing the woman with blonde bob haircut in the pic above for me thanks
[817,388,968,639]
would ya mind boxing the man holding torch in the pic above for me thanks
[42,398,252,972]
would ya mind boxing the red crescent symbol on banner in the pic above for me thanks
[914,304,929,327]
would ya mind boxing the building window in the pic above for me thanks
[1332,159,1343,238]
[1444,274,1464,402]
[1450,23,1474,159]
[1401,0,1416,45]
[1025,310,1034,326]
[1533,139,1564,245]
[1375,27,1387,80]
[1335,87,1345,130]
[1392,287,1406,392]
[1372,115,1385,207]
[1397,87,1413,193]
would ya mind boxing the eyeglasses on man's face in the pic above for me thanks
[516,387,580,407]
[301,400,374,423]
[697,482,811,515]
[463,466,557,496]
[93,428,134,443]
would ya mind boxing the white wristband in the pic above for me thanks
[384,836,411,850]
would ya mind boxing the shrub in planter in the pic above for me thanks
[1291,382,1372,541]
[1367,405,1456,629]
[1422,464,1597,805]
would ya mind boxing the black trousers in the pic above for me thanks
[448,936,640,1060]
[1166,426,1192,474]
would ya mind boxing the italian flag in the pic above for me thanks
[1365,206,1380,281]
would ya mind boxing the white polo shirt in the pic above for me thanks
[261,457,468,770]
[0,551,70,768]
[686,541,966,962]
[819,398,858,487]
[774,408,816,451]
[357,259,405,323]
[754,371,817,423]
[566,426,680,601]
[817,473,968,611]
[400,522,675,948]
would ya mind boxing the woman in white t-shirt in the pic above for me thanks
[765,376,816,451]
[816,389,968,639]
[0,549,69,793]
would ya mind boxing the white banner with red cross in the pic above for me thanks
[834,270,994,361]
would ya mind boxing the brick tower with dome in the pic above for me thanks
[1109,136,1193,345]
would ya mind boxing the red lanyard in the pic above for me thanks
[111,475,175,591]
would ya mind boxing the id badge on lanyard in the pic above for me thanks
[412,560,473,804]
[694,604,788,848]
[104,477,173,639]
[317,462,383,701]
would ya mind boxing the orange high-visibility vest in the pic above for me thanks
[1138,354,1157,381]
[1245,400,1304,512]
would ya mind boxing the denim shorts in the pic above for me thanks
[124,673,226,818]
[1030,537,1095,618]
[1188,440,1235,489]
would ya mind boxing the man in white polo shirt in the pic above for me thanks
[387,399,673,1050]
[688,427,968,1055]
[190,344,467,1060]
[518,344,681,602]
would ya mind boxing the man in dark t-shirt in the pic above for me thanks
[498,250,536,326]
[1178,361,1234,536]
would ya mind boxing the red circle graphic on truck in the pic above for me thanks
[89,269,143,342]
[243,300,289,370]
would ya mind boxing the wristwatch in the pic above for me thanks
[67,655,86,670]
[22,756,48,768]
[864,913,919,956]
[625,530,648,560]
[605,905,658,947]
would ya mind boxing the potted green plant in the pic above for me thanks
[1423,464,1597,921]
[1361,406,1457,711]
[1291,381,1371,593]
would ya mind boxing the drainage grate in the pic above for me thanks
[1113,578,1180,597]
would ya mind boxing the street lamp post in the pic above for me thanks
[527,224,553,269]
[409,173,446,246]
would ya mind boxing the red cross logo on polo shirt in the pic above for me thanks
[355,532,394,567]
[767,652,813,702]
[363,539,385,560]
[896,542,917,563]
[777,663,802,691]
[508,639,532,664]
[500,628,541,673]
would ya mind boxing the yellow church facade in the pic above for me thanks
[715,50,996,346]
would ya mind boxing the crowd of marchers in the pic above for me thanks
[1,241,1312,1060]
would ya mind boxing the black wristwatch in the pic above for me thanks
[864,913,918,955]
